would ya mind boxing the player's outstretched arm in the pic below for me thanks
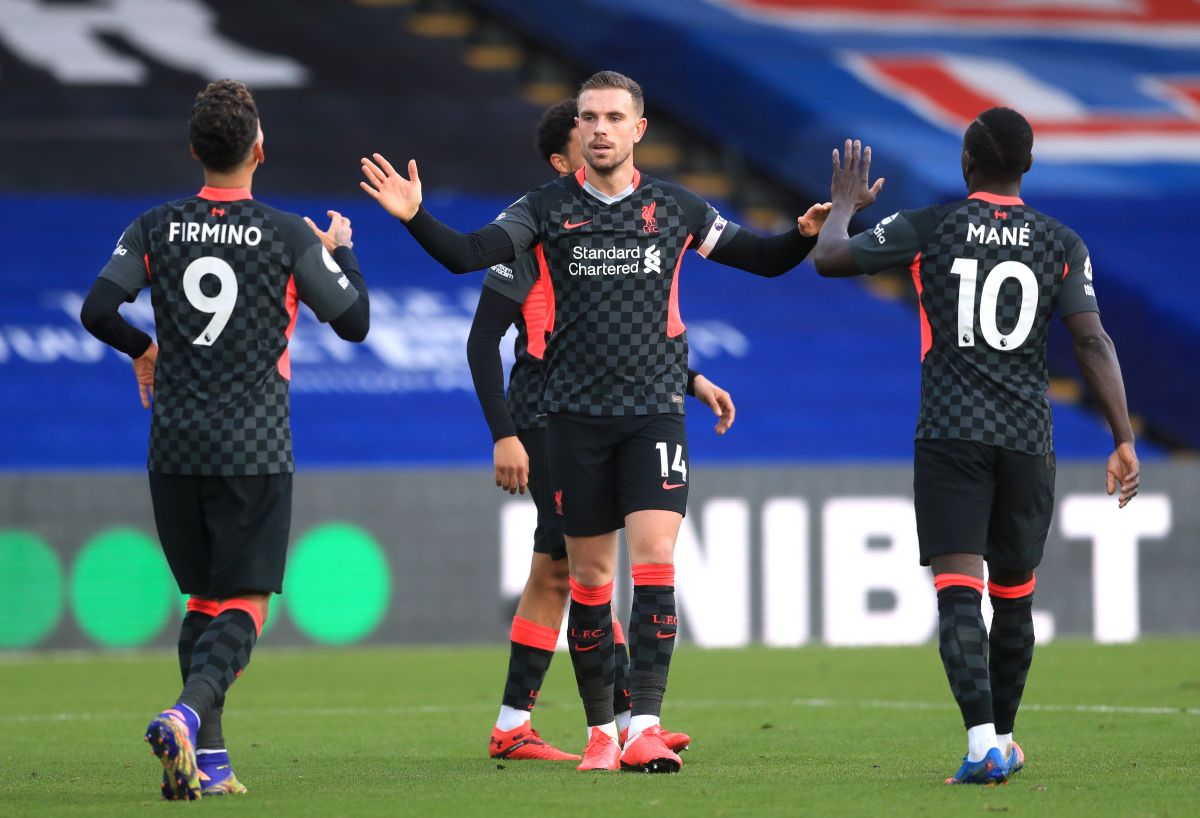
[466,287,528,494]
[688,371,735,435]
[361,153,519,274]
[1064,311,1140,507]
[705,203,834,278]
[813,139,885,278]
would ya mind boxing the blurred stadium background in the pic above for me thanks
[1,0,1198,657]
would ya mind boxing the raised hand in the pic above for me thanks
[303,210,353,251]
[830,139,885,213]
[360,154,422,222]
[797,202,832,237]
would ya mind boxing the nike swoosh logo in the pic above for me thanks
[562,218,592,229]
[662,481,686,490]
[656,631,676,639]
[574,642,601,652]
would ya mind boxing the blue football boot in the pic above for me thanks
[944,747,1008,785]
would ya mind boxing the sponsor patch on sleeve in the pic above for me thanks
[489,264,514,280]
[697,215,729,258]
[872,212,899,245]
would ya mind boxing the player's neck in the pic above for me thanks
[968,178,1021,200]
[584,160,636,197]
[202,164,256,194]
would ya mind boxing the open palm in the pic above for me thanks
[360,153,422,222]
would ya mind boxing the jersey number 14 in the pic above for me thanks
[950,257,1038,351]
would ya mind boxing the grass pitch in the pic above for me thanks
[1,641,1197,817]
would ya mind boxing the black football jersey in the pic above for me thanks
[97,186,361,475]
[850,192,1099,455]
[481,251,551,431]
[491,167,736,417]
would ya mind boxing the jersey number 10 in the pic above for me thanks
[183,256,239,346]
[950,257,1038,352]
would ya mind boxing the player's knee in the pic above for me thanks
[220,593,271,635]
[988,566,1034,588]
[527,559,570,601]
[570,563,614,588]
[630,538,674,566]
[930,553,984,580]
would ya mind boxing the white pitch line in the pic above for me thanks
[3,697,1196,724]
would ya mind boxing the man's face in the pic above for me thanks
[577,88,646,173]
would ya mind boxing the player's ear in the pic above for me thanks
[252,122,266,165]
[188,144,200,162]
[633,117,647,144]
[549,153,570,176]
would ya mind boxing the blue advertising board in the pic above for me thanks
[0,191,1147,469]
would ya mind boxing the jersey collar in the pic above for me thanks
[198,186,253,202]
[969,191,1023,206]
[575,165,642,205]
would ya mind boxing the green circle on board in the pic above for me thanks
[72,528,174,648]
[286,523,390,645]
[0,530,64,649]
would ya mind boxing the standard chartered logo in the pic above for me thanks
[645,245,662,274]
[569,244,664,277]
[0,524,391,650]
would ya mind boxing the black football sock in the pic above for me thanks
[613,620,633,717]
[566,578,615,727]
[177,606,214,685]
[988,578,1037,735]
[177,602,226,749]
[628,564,678,719]
[177,604,261,719]
[936,581,993,730]
[500,616,557,716]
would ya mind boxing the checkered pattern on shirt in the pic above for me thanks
[913,199,1074,456]
[484,253,547,431]
[143,198,297,475]
[534,177,703,416]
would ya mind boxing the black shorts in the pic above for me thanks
[913,439,1055,572]
[547,413,689,538]
[519,425,567,560]
[148,471,292,598]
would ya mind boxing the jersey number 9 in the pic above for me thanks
[182,256,239,346]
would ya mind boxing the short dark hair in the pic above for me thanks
[189,79,259,172]
[578,70,644,117]
[535,98,578,164]
[964,107,1033,181]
